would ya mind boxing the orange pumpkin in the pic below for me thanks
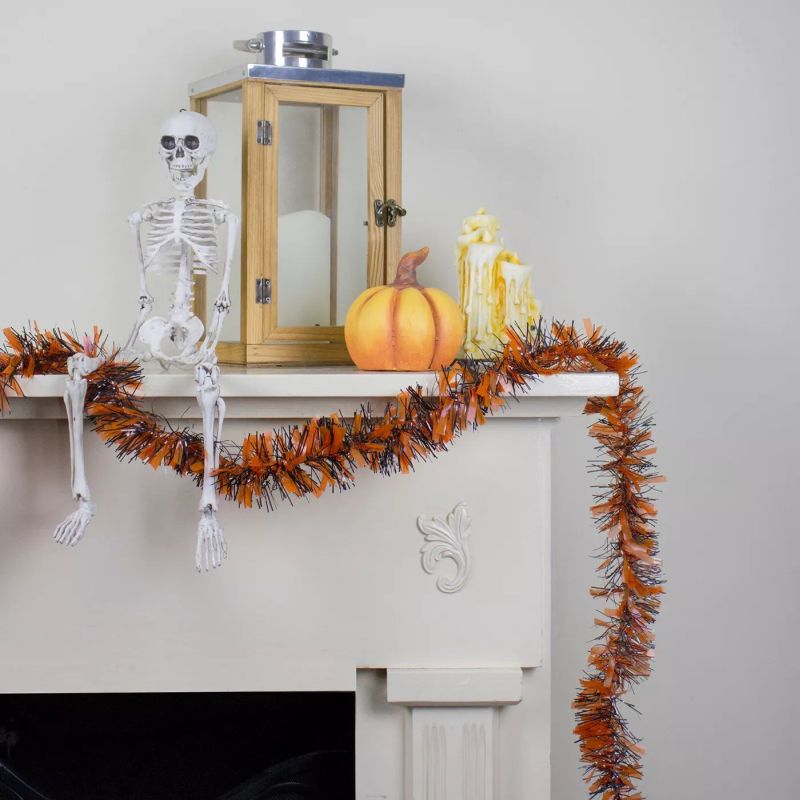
[344,247,465,371]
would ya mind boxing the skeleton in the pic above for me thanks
[54,110,239,571]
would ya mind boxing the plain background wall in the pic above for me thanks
[1,1,798,797]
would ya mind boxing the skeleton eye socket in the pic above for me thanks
[160,135,176,150]
[184,135,200,151]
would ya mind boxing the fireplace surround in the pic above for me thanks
[0,369,618,798]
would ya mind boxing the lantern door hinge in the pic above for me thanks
[255,277,272,304]
[256,120,272,145]
[374,198,407,228]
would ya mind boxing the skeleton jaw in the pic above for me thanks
[166,157,207,193]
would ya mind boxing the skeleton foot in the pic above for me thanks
[195,506,227,572]
[54,497,96,547]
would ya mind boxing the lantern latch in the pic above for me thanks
[374,198,406,228]
[256,120,272,146]
[255,277,272,304]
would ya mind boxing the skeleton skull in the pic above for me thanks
[159,110,217,193]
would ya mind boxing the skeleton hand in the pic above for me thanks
[196,507,227,571]
[213,290,231,313]
[54,497,96,547]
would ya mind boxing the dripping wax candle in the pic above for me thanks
[456,209,540,357]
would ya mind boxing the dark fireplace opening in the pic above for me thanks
[0,691,354,800]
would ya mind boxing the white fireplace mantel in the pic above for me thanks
[9,367,618,419]
[0,368,618,800]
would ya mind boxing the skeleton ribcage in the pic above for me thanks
[143,199,221,274]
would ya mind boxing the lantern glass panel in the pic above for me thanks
[203,87,243,342]
[276,102,369,328]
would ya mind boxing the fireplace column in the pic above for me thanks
[387,668,523,799]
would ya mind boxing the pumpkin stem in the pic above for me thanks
[393,246,430,288]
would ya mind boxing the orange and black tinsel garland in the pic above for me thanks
[0,320,663,800]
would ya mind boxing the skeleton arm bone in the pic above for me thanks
[122,208,156,353]
[201,209,240,354]
[130,207,155,300]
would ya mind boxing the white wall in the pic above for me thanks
[1,1,798,797]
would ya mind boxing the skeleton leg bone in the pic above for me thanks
[195,360,227,571]
[54,354,102,547]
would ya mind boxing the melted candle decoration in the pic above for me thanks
[457,209,541,357]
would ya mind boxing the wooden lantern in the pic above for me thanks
[188,61,404,365]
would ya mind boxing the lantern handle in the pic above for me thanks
[234,35,339,59]
[233,38,264,54]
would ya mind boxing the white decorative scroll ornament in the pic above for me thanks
[53,110,240,571]
[417,502,472,593]
[457,209,541,357]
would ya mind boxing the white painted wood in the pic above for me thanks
[7,394,595,422]
[9,371,617,421]
[14,369,618,400]
[0,417,555,688]
[387,668,523,707]
[356,669,551,799]
[0,378,608,797]
[406,707,497,800]
[356,670,405,800]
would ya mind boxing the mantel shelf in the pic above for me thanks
[7,370,619,420]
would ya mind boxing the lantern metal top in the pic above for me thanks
[234,30,337,69]
[189,63,405,97]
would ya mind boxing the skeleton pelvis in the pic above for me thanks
[139,314,205,360]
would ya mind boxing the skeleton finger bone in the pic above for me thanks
[214,290,231,312]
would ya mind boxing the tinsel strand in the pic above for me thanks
[0,319,663,800]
